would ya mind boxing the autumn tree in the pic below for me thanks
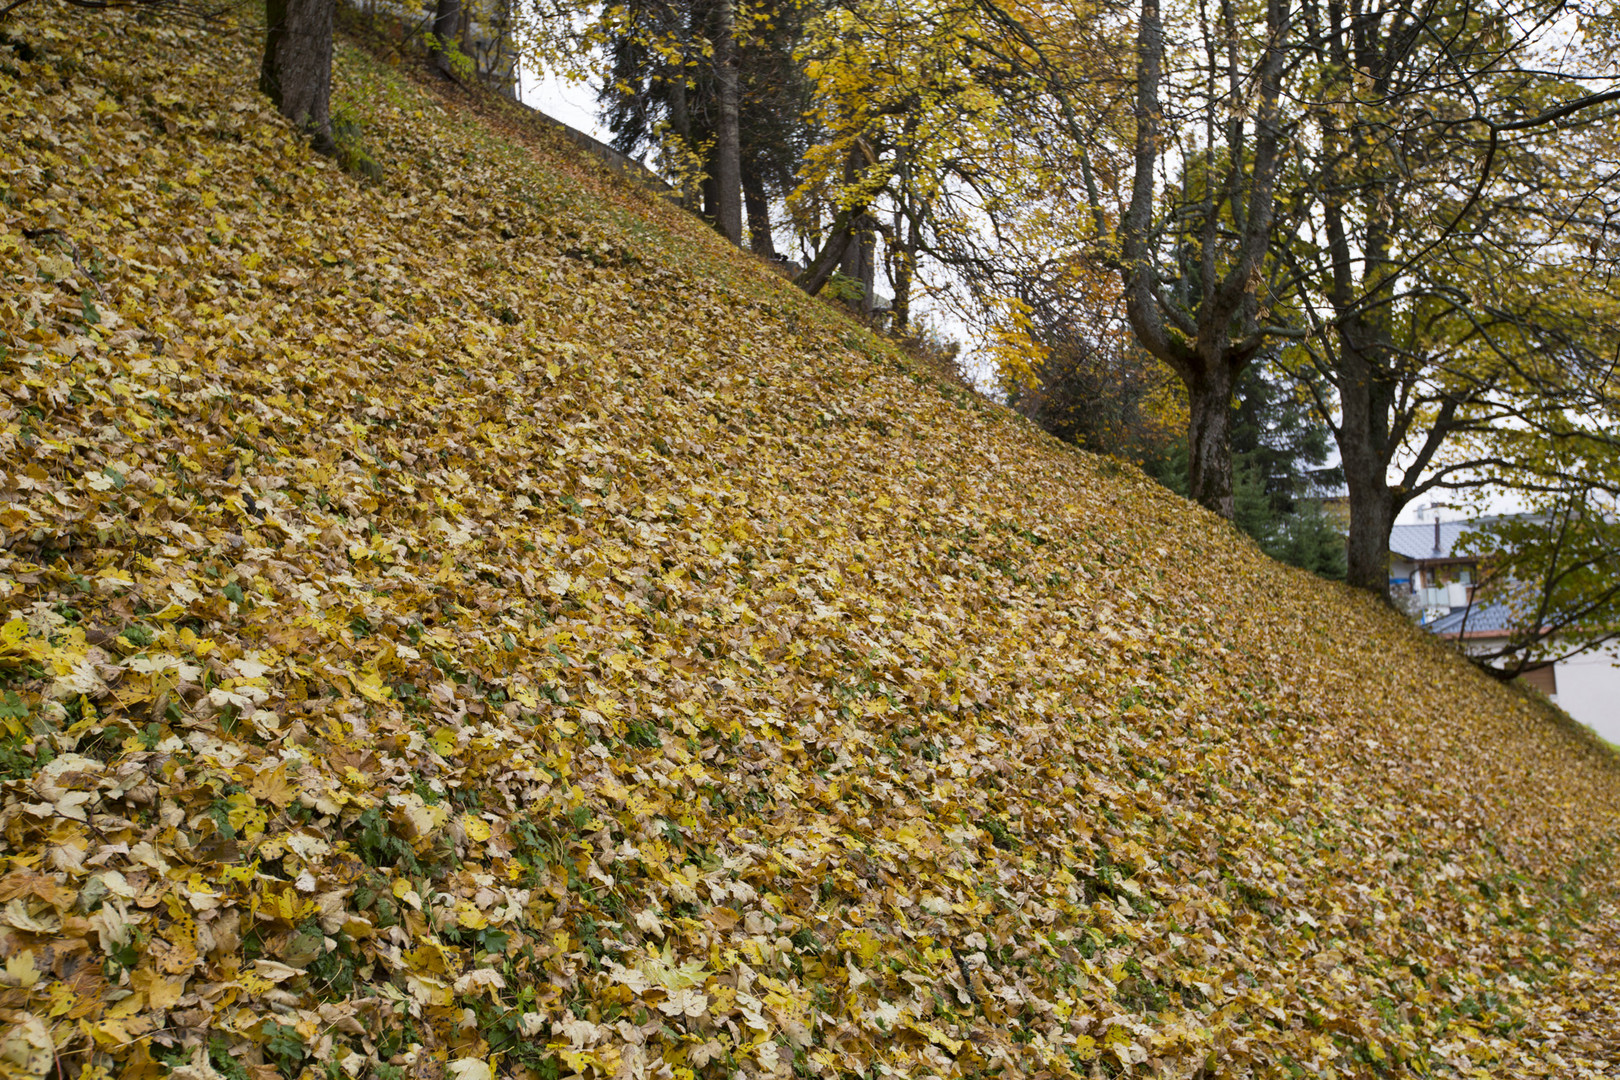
[788,0,1074,311]
[1277,0,1620,592]
[912,0,1306,518]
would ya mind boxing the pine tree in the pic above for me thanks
[1233,462,1279,555]
[1226,362,1345,578]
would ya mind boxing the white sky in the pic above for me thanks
[519,66,613,142]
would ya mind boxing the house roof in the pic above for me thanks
[1389,521,1477,561]
[1427,601,1519,637]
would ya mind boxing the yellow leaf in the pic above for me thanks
[249,764,295,809]
[4,950,40,989]
[352,666,391,703]
[130,966,185,1010]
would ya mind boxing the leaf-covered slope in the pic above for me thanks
[2,11,1620,1080]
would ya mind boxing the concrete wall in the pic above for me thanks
[1555,642,1620,746]
[515,106,673,192]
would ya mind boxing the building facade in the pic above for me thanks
[1389,519,1620,746]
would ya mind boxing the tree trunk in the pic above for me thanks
[888,204,919,331]
[1320,179,1404,595]
[890,248,913,330]
[855,217,877,314]
[1186,361,1237,518]
[666,73,700,212]
[1336,332,1404,595]
[713,0,743,245]
[432,0,461,78]
[1344,468,1396,594]
[835,214,878,313]
[261,0,336,154]
[796,147,873,296]
[742,161,775,258]
[702,175,720,223]
[794,208,859,295]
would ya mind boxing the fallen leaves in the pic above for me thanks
[1,6,1619,1080]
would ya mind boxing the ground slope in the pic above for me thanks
[1,10,1619,1080]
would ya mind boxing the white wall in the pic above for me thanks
[1555,642,1620,746]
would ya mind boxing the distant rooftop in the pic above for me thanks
[1427,600,1520,637]
[1390,520,1475,561]
[1389,515,1520,561]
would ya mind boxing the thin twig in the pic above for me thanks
[24,227,110,303]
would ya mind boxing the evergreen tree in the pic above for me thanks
[598,0,811,247]
[1233,462,1279,556]
[1225,361,1346,579]
[1276,499,1348,581]
[1230,361,1337,517]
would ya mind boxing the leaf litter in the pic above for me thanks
[1,9,1620,1080]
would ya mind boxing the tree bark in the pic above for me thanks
[261,0,336,154]
[1186,361,1237,519]
[889,245,913,330]
[741,160,775,258]
[794,219,856,295]
[856,217,877,314]
[712,0,743,245]
[431,0,461,78]
[887,201,921,331]
[1343,451,1397,593]
[702,174,720,223]
[839,214,877,313]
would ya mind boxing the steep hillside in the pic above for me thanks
[2,10,1620,1079]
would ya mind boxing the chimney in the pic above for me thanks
[1433,516,1441,555]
